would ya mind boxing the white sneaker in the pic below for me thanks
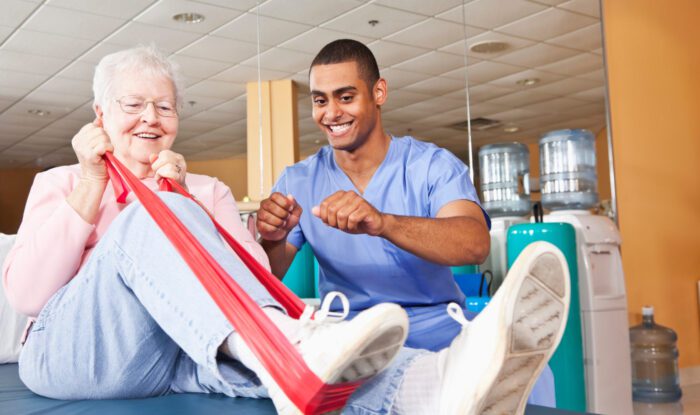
[238,292,409,415]
[438,241,571,415]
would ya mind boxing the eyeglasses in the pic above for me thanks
[115,96,178,117]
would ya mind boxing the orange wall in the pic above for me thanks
[0,168,41,234]
[185,157,248,200]
[604,0,700,367]
[0,159,248,235]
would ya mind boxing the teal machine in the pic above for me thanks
[281,243,318,299]
[508,218,586,412]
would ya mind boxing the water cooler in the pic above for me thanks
[540,129,633,415]
[478,143,531,293]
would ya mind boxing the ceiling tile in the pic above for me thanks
[459,83,515,102]
[190,0,257,10]
[578,67,605,82]
[382,89,432,110]
[521,96,591,114]
[0,70,48,90]
[570,86,606,102]
[177,36,259,64]
[0,25,13,44]
[213,13,311,45]
[418,107,472,127]
[320,4,426,39]
[240,48,314,73]
[484,89,558,108]
[209,96,247,115]
[527,77,601,97]
[481,107,541,123]
[23,5,125,41]
[24,90,89,109]
[212,65,292,83]
[134,0,244,34]
[374,0,463,16]
[105,22,203,53]
[36,77,93,98]
[171,54,231,80]
[388,18,482,50]
[437,0,546,28]
[56,60,97,80]
[367,40,428,68]
[442,61,525,84]
[443,31,536,58]
[547,23,601,51]
[75,43,127,64]
[184,109,241,124]
[381,68,427,89]
[185,80,246,100]
[403,76,466,96]
[497,7,598,42]
[494,43,579,68]
[537,52,603,76]
[0,50,69,76]
[258,0,360,26]
[489,68,566,88]
[393,51,469,76]
[558,0,601,18]
[1,0,41,27]
[2,29,94,60]
[178,118,221,134]
[279,27,373,55]
[46,0,156,19]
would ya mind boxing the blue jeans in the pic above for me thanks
[18,193,416,413]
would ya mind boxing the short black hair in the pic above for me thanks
[310,39,380,89]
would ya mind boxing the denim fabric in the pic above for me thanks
[18,193,279,400]
[17,192,419,413]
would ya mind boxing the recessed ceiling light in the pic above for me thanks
[504,126,520,133]
[516,78,540,86]
[469,41,509,54]
[314,139,322,144]
[28,109,50,116]
[172,12,205,24]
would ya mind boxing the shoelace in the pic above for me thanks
[447,302,470,327]
[295,292,350,345]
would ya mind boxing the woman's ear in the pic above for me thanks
[93,103,104,125]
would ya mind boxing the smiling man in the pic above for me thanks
[257,38,556,407]
[258,38,490,349]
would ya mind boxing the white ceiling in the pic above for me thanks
[0,0,606,168]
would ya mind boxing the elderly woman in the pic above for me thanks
[1,45,412,413]
[3,45,570,415]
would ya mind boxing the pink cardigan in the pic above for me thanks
[2,164,270,318]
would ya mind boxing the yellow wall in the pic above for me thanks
[187,157,248,200]
[604,0,700,367]
[0,168,41,234]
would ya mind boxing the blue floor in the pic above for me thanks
[0,363,585,414]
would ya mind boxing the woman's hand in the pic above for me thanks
[72,118,114,183]
[150,150,188,189]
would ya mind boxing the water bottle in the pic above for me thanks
[630,306,683,403]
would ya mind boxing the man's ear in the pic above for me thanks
[373,77,388,107]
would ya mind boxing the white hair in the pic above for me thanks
[92,44,184,110]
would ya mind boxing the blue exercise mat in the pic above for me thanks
[0,363,589,414]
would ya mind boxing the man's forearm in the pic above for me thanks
[380,215,490,266]
[260,238,297,279]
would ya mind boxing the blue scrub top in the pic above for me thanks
[273,136,489,312]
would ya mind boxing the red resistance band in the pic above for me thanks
[103,153,362,414]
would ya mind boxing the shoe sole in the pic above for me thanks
[474,242,570,415]
[319,304,408,384]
